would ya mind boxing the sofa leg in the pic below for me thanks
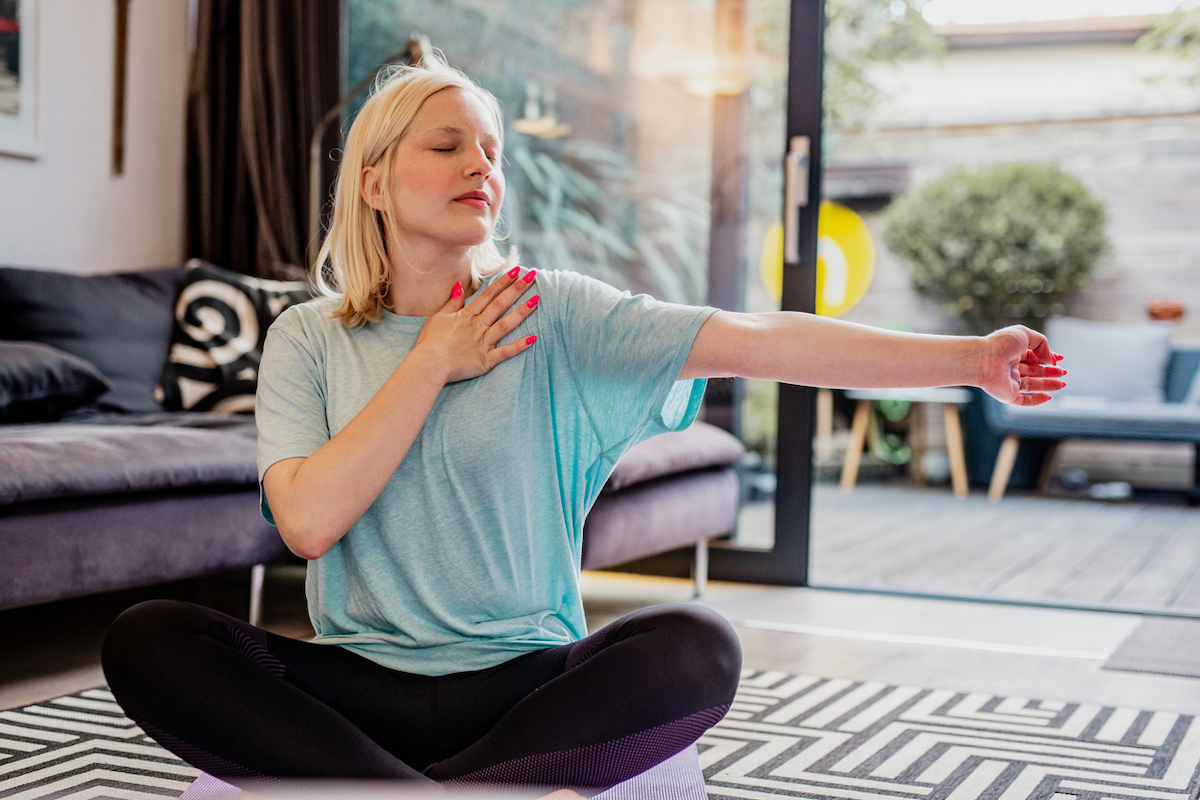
[1190,444,1200,507]
[988,435,1020,503]
[1036,440,1062,495]
[693,539,709,599]
[249,563,265,627]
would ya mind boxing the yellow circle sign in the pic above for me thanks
[759,200,875,317]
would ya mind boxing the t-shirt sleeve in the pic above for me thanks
[554,272,718,458]
[255,317,330,525]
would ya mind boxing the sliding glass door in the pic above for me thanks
[344,0,824,585]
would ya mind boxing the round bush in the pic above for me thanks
[882,163,1107,334]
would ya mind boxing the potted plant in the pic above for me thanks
[882,163,1108,488]
[882,162,1107,334]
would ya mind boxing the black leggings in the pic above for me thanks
[101,599,741,793]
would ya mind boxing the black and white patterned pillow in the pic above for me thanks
[155,260,311,413]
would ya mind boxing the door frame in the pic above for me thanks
[708,0,823,585]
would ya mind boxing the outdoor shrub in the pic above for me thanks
[882,163,1107,334]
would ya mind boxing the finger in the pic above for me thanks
[1017,363,1066,378]
[1019,377,1066,393]
[480,268,536,327]
[1019,348,1057,368]
[484,294,539,348]
[440,281,465,313]
[486,333,538,368]
[1022,327,1054,364]
[1010,392,1052,407]
[465,266,521,315]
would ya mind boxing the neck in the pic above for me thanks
[382,239,473,317]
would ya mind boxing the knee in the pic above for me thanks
[101,599,202,700]
[651,605,743,707]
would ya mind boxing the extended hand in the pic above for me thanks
[978,325,1065,406]
[414,267,539,384]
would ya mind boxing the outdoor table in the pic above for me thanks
[839,387,973,498]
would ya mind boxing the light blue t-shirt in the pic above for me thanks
[255,269,716,676]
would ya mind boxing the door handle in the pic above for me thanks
[783,135,810,264]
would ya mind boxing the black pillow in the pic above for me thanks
[156,260,311,413]
[0,341,113,423]
[0,265,186,412]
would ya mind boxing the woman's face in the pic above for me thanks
[364,87,505,256]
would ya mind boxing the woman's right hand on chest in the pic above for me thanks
[414,266,540,383]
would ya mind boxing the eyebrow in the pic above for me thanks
[426,125,499,144]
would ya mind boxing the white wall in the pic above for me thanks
[0,0,189,274]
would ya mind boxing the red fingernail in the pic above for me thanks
[508,266,520,279]
[526,294,540,308]
[523,269,537,283]
[525,335,537,345]
[451,282,462,299]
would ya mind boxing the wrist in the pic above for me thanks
[403,343,451,387]
[966,334,993,389]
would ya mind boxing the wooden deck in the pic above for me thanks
[739,483,1200,613]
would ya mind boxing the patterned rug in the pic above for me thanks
[701,671,1200,800]
[0,672,1197,800]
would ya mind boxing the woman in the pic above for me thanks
[101,55,1064,796]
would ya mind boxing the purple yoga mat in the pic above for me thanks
[177,744,707,799]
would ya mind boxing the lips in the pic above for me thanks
[454,191,490,208]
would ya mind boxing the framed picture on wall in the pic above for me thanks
[0,0,39,158]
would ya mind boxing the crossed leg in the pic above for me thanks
[101,599,741,794]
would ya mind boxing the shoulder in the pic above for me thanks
[531,270,629,310]
[265,297,346,358]
[271,297,342,336]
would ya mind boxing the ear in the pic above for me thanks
[361,165,386,212]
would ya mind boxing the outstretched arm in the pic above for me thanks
[679,311,1065,406]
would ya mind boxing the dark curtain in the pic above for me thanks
[187,0,341,279]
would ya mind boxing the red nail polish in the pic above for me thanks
[526,295,539,308]
[525,335,537,345]
[523,269,537,283]
[508,266,520,279]
[451,282,462,299]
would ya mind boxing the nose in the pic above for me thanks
[465,144,493,179]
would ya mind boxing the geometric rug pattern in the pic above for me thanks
[1,674,1198,800]
[699,670,1200,800]
[0,688,198,799]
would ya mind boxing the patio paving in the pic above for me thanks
[740,483,1200,614]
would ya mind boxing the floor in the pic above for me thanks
[734,482,1200,613]
[3,563,1199,722]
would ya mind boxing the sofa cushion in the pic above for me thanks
[602,421,745,494]
[1044,317,1173,403]
[986,394,1200,443]
[156,260,311,413]
[0,413,259,506]
[1165,349,1200,403]
[0,341,112,423]
[0,265,185,412]
[584,468,740,570]
[1185,359,1200,405]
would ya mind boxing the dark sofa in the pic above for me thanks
[0,264,743,617]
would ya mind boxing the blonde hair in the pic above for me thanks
[313,52,516,326]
